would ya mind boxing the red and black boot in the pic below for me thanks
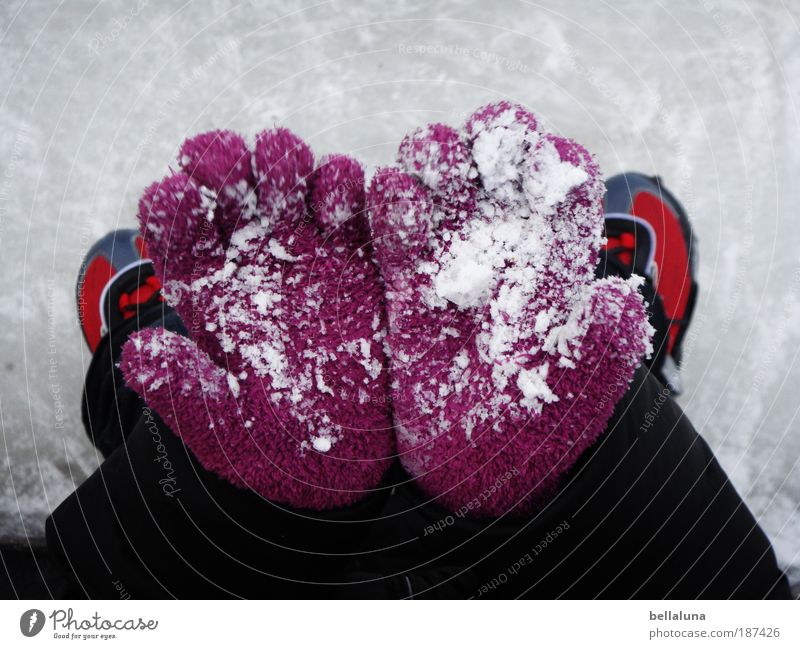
[76,229,164,353]
[600,173,698,393]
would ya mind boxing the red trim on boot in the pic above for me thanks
[631,192,692,354]
[79,256,116,353]
[119,276,164,320]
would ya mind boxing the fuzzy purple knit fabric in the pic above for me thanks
[367,102,653,517]
[120,129,395,510]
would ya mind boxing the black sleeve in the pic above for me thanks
[47,303,392,599]
[545,369,792,599]
[45,408,392,598]
[638,415,792,599]
[383,368,793,600]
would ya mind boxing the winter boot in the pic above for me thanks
[76,229,164,353]
[601,172,698,393]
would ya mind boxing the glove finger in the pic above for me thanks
[310,154,369,249]
[138,172,225,286]
[397,123,477,218]
[250,127,316,257]
[120,327,248,488]
[367,168,434,283]
[540,277,653,379]
[178,130,256,244]
[522,133,604,302]
[464,100,539,141]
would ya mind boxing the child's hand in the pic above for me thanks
[367,102,653,516]
[120,129,394,510]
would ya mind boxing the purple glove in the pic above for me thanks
[120,129,395,510]
[367,102,653,517]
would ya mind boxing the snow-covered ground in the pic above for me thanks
[1,0,799,584]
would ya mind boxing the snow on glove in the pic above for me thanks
[367,102,653,517]
[120,129,395,510]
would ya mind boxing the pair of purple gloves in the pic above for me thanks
[120,102,652,516]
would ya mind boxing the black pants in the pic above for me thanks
[45,304,792,599]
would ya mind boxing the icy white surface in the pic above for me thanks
[1,0,799,583]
